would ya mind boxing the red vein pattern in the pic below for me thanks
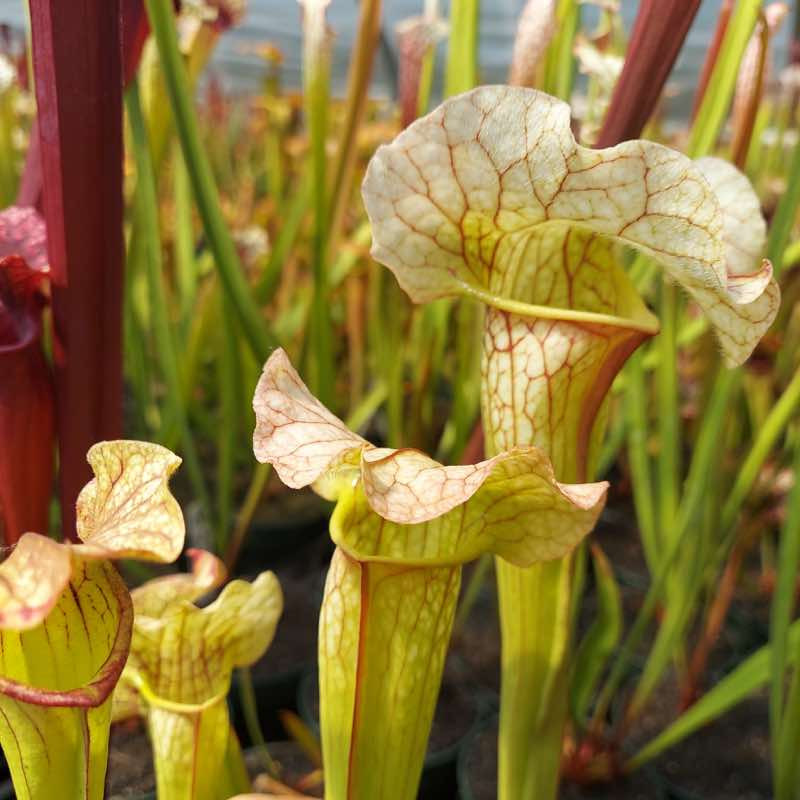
[362,86,780,800]
[0,207,53,545]
[0,439,185,799]
[119,570,281,798]
[362,85,779,367]
[253,348,608,800]
[320,550,460,800]
[254,349,607,565]
[0,560,132,799]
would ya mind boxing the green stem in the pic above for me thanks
[766,115,800,277]
[772,438,800,797]
[144,0,276,363]
[720,367,800,536]
[656,282,680,544]
[444,0,480,96]
[236,667,279,778]
[302,0,335,406]
[125,78,213,527]
[216,292,241,551]
[495,557,572,800]
[625,350,658,569]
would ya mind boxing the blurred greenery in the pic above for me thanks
[2,0,800,795]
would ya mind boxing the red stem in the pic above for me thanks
[0,340,54,544]
[29,0,124,539]
[595,0,702,148]
[16,119,42,209]
[121,0,151,88]
[730,14,769,170]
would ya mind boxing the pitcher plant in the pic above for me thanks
[253,347,608,800]
[114,548,283,800]
[362,85,780,799]
[0,440,185,800]
[0,205,54,545]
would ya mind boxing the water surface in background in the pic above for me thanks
[0,1,795,118]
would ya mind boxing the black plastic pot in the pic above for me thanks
[298,668,488,799]
[236,491,331,569]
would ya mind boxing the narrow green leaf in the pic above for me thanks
[216,292,241,550]
[255,177,310,303]
[327,0,382,248]
[236,666,279,778]
[543,0,579,99]
[778,625,800,797]
[439,298,483,462]
[301,0,335,406]
[656,282,680,542]
[144,0,276,363]
[595,369,739,725]
[627,368,740,720]
[445,0,480,96]
[772,439,800,798]
[625,350,658,569]
[173,146,198,329]
[125,78,212,527]
[767,124,800,277]
[721,367,800,536]
[571,545,622,724]
[279,710,322,768]
[687,0,761,158]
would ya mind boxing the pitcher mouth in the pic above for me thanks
[0,564,133,709]
[460,280,661,335]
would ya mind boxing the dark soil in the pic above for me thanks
[106,721,154,798]
[460,720,654,800]
[236,489,332,681]
[250,741,319,795]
